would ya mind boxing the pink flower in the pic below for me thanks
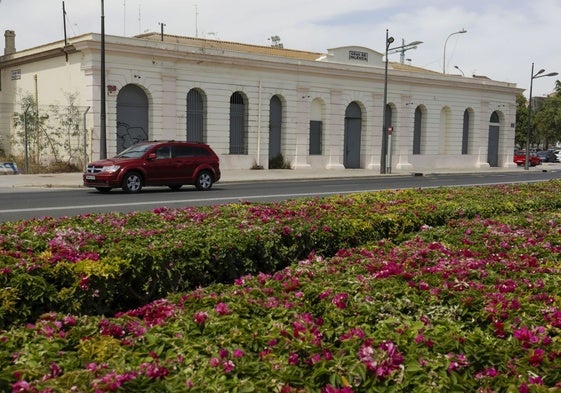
[447,353,469,373]
[223,360,236,373]
[214,302,231,315]
[209,357,220,367]
[12,380,31,393]
[529,348,545,367]
[288,352,300,365]
[358,340,404,379]
[193,311,208,325]
[233,349,245,358]
[332,293,349,309]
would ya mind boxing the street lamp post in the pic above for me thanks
[524,63,558,170]
[380,29,394,174]
[100,0,107,159]
[380,32,422,174]
[443,28,466,74]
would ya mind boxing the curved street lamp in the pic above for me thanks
[380,32,423,174]
[387,38,423,64]
[380,29,394,174]
[454,65,465,76]
[443,28,466,74]
[524,63,558,170]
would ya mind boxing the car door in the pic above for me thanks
[143,145,176,183]
[172,144,199,182]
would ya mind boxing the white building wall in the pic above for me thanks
[0,33,521,173]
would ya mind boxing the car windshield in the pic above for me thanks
[114,144,153,158]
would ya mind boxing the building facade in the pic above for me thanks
[0,30,522,172]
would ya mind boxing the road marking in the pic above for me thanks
[0,178,549,215]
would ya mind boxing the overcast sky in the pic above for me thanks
[1,0,560,97]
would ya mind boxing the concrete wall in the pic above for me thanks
[0,33,521,172]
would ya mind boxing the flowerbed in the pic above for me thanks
[2,182,561,329]
[1,181,561,391]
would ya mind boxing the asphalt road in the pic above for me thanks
[1,170,561,223]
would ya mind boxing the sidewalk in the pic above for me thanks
[0,164,557,189]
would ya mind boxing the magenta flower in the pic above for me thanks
[193,311,208,325]
[358,340,404,379]
[214,302,231,315]
[223,360,235,373]
[11,380,31,393]
[288,352,300,365]
[446,353,469,373]
[332,293,349,309]
[529,348,545,367]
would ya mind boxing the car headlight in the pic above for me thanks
[100,165,121,173]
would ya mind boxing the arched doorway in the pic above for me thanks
[186,89,206,142]
[413,106,423,154]
[344,102,362,168]
[268,95,283,168]
[488,111,500,167]
[116,84,149,153]
[229,92,247,154]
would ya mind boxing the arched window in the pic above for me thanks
[186,89,206,142]
[229,92,247,154]
[344,102,362,168]
[309,99,324,155]
[116,84,149,153]
[413,106,423,155]
[269,95,283,166]
[461,109,471,155]
[488,111,500,167]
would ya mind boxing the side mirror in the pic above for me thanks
[147,152,157,160]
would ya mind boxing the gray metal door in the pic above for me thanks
[487,112,500,167]
[229,92,246,154]
[186,89,205,142]
[116,84,149,153]
[269,95,282,166]
[344,102,362,168]
[413,107,422,155]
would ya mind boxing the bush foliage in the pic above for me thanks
[2,181,561,391]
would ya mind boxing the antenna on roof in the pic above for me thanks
[195,4,199,38]
[123,0,126,36]
[159,22,166,41]
[268,35,283,48]
[62,1,68,46]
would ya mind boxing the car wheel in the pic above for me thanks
[195,170,213,191]
[96,187,112,193]
[122,171,143,193]
[168,184,183,191]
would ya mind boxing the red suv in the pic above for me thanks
[83,141,220,193]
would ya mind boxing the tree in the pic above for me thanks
[533,80,561,149]
[12,91,86,171]
[12,93,51,166]
[515,93,528,148]
[49,92,83,165]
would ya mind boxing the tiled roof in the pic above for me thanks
[135,33,322,61]
[390,62,441,74]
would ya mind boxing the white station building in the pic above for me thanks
[0,30,521,172]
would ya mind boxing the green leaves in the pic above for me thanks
[2,182,561,390]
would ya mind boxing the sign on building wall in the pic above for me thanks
[11,69,21,80]
[348,50,368,62]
